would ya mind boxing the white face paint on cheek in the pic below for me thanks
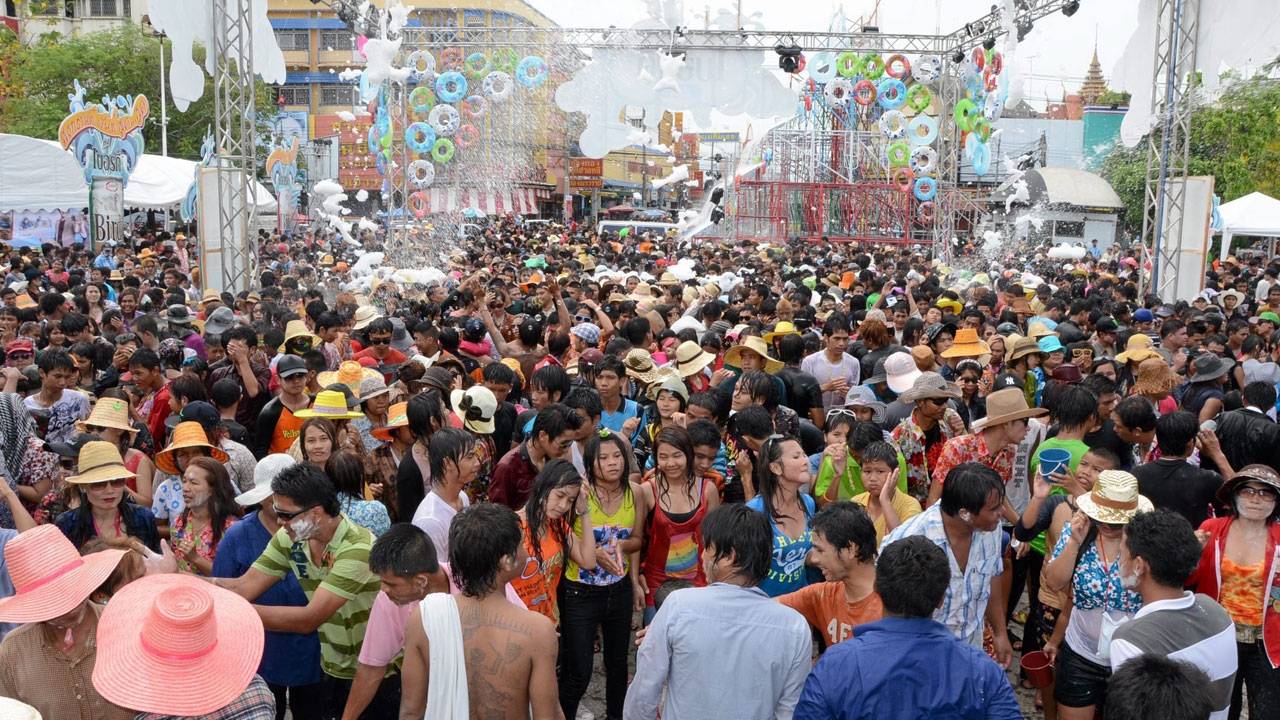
[289,517,318,541]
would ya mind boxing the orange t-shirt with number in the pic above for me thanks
[777,582,884,646]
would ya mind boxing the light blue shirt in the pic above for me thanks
[882,504,1003,647]
[624,582,811,720]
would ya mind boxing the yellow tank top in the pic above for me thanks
[565,486,637,586]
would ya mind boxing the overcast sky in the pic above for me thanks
[528,0,1143,110]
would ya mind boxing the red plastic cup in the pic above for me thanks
[1020,650,1054,688]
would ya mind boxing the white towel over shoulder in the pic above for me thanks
[419,592,469,720]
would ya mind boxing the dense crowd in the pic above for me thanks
[0,220,1276,720]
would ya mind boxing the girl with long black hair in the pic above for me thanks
[745,434,815,597]
[510,458,595,624]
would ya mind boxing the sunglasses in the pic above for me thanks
[826,407,860,422]
[274,504,318,521]
[368,336,392,346]
[88,478,128,489]
[1071,348,1094,358]
[924,396,950,406]
[59,458,77,470]
[7,352,32,360]
[1237,486,1278,500]
[574,315,593,324]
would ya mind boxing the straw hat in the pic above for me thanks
[762,321,800,344]
[1219,289,1245,308]
[1217,464,1280,509]
[898,372,962,403]
[66,440,138,485]
[971,387,1048,430]
[1007,295,1033,315]
[75,397,138,435]
[294,390,366,421]
[0,524,127,623]
[235,454,297,506]
[1076,470,1154,524]
[647,373,689,402]
[154,422,231,475]
[671,340,715,377]
[941,328,990,359]
[351,303,381,330]
[318,360,383,391]
[723,335,784,374]
[371,402,410,442]
[1132,357,1181,397]
[1026,321,1057,340]
[1115,334,1162,364]
[93,574,265,716]
[358,374,391,402]
[657,272,681,287]
[624,349,667,384]
[279,319,321,353]
[451,386,497,434]
[911,345,938,372]
[1007,336,1045,362]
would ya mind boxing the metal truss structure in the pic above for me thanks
[1139,0,1200,298]
[209,0,258,293]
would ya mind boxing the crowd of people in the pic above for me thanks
[0,219,1277,720]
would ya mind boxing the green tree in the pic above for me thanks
[0,23,277,162]
[1100,68,1280,233]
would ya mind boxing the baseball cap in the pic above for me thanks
[1096,317,1120,333]
[1133,308,1155,323]
[276,355,307,378]
[165,401,221,432]
[4,338,34,354]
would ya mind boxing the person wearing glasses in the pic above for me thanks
[211,462,381,714]
[54,440,161,553]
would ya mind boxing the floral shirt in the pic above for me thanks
[5,437,57,526]
[365,443,403,522]
[339,492,390,537]
[891,408,962,503]
[463,435,496,504]
[1051,523,1143,614]
[930,431,1016,490]
[151,476,185,521]
[171,512,237,576]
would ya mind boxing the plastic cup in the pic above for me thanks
[1038,448,1072,480]
[1020,650,1055,688]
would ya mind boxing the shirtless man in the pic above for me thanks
[399,503,560,720]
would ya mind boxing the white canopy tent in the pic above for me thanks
[1216,191,1280,260]
[0,133,277,212]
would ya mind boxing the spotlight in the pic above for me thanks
[1017,19,1034,41]
[983,36,997,50]
[775,43,804,74]
[951,49,966,64]
[1063,0,1080,17]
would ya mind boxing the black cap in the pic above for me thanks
[44,433,101,457]
[992,372,1024,391]
[276,354,307,378]
[1096,317,1120,333]
[166,401,221,432]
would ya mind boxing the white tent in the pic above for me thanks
[0,133,277,212]
[1216,191,1280,260]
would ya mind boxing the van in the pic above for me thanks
[597,220,679,238]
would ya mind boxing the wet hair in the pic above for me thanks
[1114,396,1157,433]
[754,434,810,525]
[876,535,949,618]
[36,348,76,374]
[654,578,694,610]
[584,429,633,500]
[1083,447,1122,471]
[811,501,877,564]
[407,389,445,440]
[448,503,523,598]
[482,361,518,387]
[701,504,772,585]
[652,425,697,505]
[824,411,857,439]
[686,418,722,451]
[369,523,440,577]
[1081,373,1118,398]
[1154,410,1198,457]
[325,450,369,498]
[737,370,779,412]
[1243,381,1277,411]
[860,440,898,470]
[530,365,570,402]
[732,404,774,441]
[938,462,1006,517]
[1052,385,1099,431]
[688,390,729,425]
[270,462,341,517]
[169,375,207,405]
[1103,655,1214,720]
[1123,509,1202,588]
[428,427,477,482]
[777,334,806,364]
[845,420,886,452]
[183,456,240,544]
[564,387,603,422]
[531,403,584,446]
[523,458,580,561]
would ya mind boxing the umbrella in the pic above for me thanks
[604,206,636,215]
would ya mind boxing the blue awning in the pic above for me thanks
[285,73,357,85]
[271,18,348,29]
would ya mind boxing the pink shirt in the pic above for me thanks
[357,562,524,667]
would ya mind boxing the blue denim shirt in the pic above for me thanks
[794,616,1022,720]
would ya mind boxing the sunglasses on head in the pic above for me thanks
[274,503,318,521]
[826,407,860,421]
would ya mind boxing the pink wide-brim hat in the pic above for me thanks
[0,524,126,624]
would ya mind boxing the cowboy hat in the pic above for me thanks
[451,386,497,434]
[623,349,668,384]
[76,397,138,435]
[236,454,297,507]
[911,345,938,373]
[971,387,1048,430]
[1007,336,1045,362]
[93,573,265,717]
[762,321,800,344]
[1007,295,1033,314]
[294,390,366,420]
[351,303,381,330]
[0,525,127,623]
[203,306,236,337]
[647,373,689,402]
[1026,321,1058,340]
[941,328,990,359]
[200,288,221,305]
[318,360,383,391]
[1219,289,1245,307]
[723,336,784,374]
[1076,470,1154,524]
[358,374,391,403]
[279,319,322,353]
[1114,335,1161,364]
[1132,357,1181,397]
[371,402,411,442]
[898,372,962,404]
[1217,464,1280,509]
[66,440,138,485]
[671,340,715,378]
[1189,352,1231,383]
[841,385,886,424]
[883,351,922,394]
[154,422,231,475]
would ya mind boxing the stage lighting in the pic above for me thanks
[983,36,997,50]
[775,44,804,74]
[1063,1,1080,17]
[951,49,966,64]
[1017,20,1034,41]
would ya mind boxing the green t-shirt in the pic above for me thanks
[1028,437,1090,556]
[252,515,380,680]
[814,450,909,501]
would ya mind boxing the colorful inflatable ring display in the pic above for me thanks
[971,141,991,176]
[852,79,877,106]
[409,191,431,218]
[966,75,985,101]
[953,99,978,132]
[984,94,1004,122]
[861,53,885,80]
[428,104,461,136]
[405,122,436,154]
[516,56,549,88]
[913,55,942,85]
[808,52,838,84]
[989,51,1003,75]
[406,51,436,81]
[918,201,935,223]
[409,86,435,115]
[972,116,992,143]
[408,159,435,189]
[887,141,911,167]
[908,115,939,146]
[462,95,488,119]
[367,125,381,154]
[492,49,518,73]
[483,71,514,101]
[465,52,491,80]
[824,77,853,108]
[884,54,911,80]
[892,166,915,193]
[878,110,907,139]
[905,83,932,112]
[877,78,907,109]
[456,124,480,149]
[434,72,468,103]
[431,138,455,164]
[983,68,1000,93]
[971,47,987,72]
[910,146,939,176]
[836,51,861,78]
[440,47,464,71]
[914,176,938,202]
[375,151,387,176]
